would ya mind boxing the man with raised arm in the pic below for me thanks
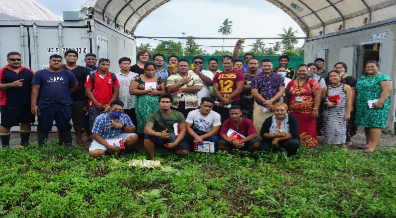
[189,56,213,104]
[232,38,262,73]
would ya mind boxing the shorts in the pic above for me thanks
[218,138,260,151]
[144,134,192,151]
[123,108,137,129]
[71,101,85,125]
[89,133,137,151]
[1,105,35,128]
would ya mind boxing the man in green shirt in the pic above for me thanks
[144,94,190,160]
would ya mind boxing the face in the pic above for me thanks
[208,60,218,71]
[159,98,172,110]
[49,57,62,69]
[244,55,253,64]
[279,58,289,68]
[144,65,155,78]
[233,61,243,72]
[84,55,97,67]
[247,60,259,72]
[7,55,21,68]
[193,59,204,71]
[177,61,189,73]
[297,66,308,78]
[328,72,341,84]
[261,62,273,73]
[138,52,150,63]
[276,67,287,73]
[110,104,123,114]
[334,64,346,73]
[98,61,110,72]
[308,65,317,75]
[168,57,178,65]
[315,60,324,69]
[65,52,77,64]
[199,101,213,115]
[365,63,378,75]
[274,105,287,119]
[153,56,165,67]
[119,61,131,72]
[222,59,233,71]
[229,109,242,121]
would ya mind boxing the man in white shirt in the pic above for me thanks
[184,97,221,147]
[189,56,214,104]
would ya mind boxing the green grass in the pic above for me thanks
[1,144,396,217]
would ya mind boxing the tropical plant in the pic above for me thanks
[152,40,183,56]
[278,27,299,51]
[218,18,233,51]
[136,43,152,53]
[249,39,266,56]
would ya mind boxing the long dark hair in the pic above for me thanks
[328,70,345,83]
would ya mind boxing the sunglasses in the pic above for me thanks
[315,61,324,64]
[193,61,204,64]
[9,58,21,62]
[155,59,164,61]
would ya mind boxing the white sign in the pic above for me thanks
[47,47,88,53]
[42,65,49,69]
[371,32,388,40]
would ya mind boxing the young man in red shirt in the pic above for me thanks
[84,58,119,134]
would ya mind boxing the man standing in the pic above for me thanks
[153,53,168,82]
[166,59,203,117]
[315,58,327,79]
[61,49,90,146]
[278,55,296,80]
[88,100,139,158]
[251,58,285,139]
[232,38,262,73]
[184,97,221,148]
[144,94,190,160]
[116,57,138,127]
[233,59,244,72]
[130,50,150,75]
[0,52,35,148]
[84,53,99,74]
[31,54,78,147]
[213,56,245,123]
[85,58,119,134]
[166,55,179,76]
[189,56,213,104]
[208,58,221,75]
[217,105,259,152]
[241,58,260,119]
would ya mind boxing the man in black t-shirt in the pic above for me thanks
[60,49,90,146]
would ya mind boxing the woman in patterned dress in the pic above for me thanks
[321,70,352,149]
[355,60,392,152]
[129,62,166,135]
[284,64,322,149]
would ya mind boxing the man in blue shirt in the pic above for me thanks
[89,99,138,158]
[84,53,99,74]
[31,54,79,147]
[232,38,263,73]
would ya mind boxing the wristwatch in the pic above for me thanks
[229,140,233,145]
[180,81,184,85]
[121,124,126,132]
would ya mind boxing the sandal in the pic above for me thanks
[77,140,87,146]
[364,148,377,153]
[345,141,352,146]
[358,145,370,149]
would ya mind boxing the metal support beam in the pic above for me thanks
[360,0,371,24]
[115,0,133,29]
[297,0,326,34]
[270,0,310,36]
[325,0,345,30]
[102,0,113,22]
[124,0,150,32]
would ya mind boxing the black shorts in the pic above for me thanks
[144,134,191,151]
[218,138,260,151]
[1,105,35,128]
[72,101,85,125]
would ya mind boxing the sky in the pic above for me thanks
[37,0,305,53]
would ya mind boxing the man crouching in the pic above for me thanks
[89,99,138,158]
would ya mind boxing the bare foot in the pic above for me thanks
[358,144,370,149]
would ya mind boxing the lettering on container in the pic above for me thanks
[47,47,88,53]
[371,32,388,40]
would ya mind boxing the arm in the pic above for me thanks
[151,82,166,96]
[167,123,186,149]
[30,84,40,116]
[69,83,79,94]
[0,79,24,90]
[213,82,225,102]
[241,133,257,144]
[200,126,220,139]
[195,71,213,86]
[311,89,321,118]
[268,86,285,105]
[350,87,356,107]
[129,81,149,95]
[180,85,202,93]
[284,90,291,106]
[85,87,101,107]
[226,81,244,100]
[232,39,242,60]
[344,85,352,120]
[104,86,119,108]
[374,81,392,108]
[166,83,183,93]
[321,86,327,99]
[251,89,265,103]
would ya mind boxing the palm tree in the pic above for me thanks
[218,18,233,51]
[250,39,265,56]
[278,27,298,51]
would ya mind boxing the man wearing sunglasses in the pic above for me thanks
[0,52,35,148]
[153,53,168,82]
[189,56,214,104]
[314,58,327,79]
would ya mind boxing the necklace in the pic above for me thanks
[296,78,308,96]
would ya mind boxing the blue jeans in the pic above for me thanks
[37,103,72,132]
[184,130,220,148]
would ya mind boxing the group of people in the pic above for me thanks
[0,38,392,159]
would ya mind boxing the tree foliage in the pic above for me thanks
[218,18,233,51]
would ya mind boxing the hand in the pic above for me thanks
[11,79,24,88]
[233,140,243,148]
[148,88,156,96]
[165,142,177,149]
[159,129,170,139]
[95,102,104,110]
[31,105,39,116]
[326,102,336,108]
[109,123,123,129]
[221,98,231,105]
[264,99,273,108]
[236,38,244,45]
[373,102,383,109]
[344,113,350,121]
[103,103,110,109]
[107,145,120,152]
[194,136,203,145]
[182,76,192,85]
[173,89,182,97]
[272,138,279,147]
[192,66,201,75]
[311,109,318,118]
[274,131,285,138]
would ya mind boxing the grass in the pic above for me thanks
[0,143,396,217]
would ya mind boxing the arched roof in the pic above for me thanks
[0,0,60,21]
[81,0,396,37]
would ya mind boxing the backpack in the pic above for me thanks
[90,73,116,89]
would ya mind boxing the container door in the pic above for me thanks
[97,36,108,59]
[339,46,357,77]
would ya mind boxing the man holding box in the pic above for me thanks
[89,100,138,158]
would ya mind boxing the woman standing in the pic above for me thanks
[307,63,326,88]
[355,60,392,152]
[129,62,166,135]
[333,62,357,146]
[322,70,352,148]
[284,64,321,149]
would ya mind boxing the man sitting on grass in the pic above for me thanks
[184,97,221,148]
[144,94,190,160]
[217,105,259,152]
[89,100,138,158]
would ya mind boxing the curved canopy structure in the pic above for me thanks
[81,0,396,37]
[0,0,60,21]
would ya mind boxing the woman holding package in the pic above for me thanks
[284,64,321,149]
[130,62,166,135]
[321,70,352,149]
[355,60,392,152]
